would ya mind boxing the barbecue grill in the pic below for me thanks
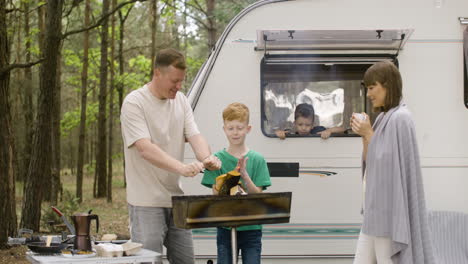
[172,192,292,263]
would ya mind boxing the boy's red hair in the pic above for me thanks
[222,103,249,123]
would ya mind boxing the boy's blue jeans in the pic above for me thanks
[216,227,262,264]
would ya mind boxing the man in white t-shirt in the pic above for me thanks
[120,48,221,264]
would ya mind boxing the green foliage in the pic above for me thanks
[25,28,41,56]
[60,102,99,137]
[85,160,96,175]
[63,48,102,82]
[28,46,41,57]
[184,55,205,92]
[214,0,257,24]
[63,49,84,87]
[122,55,152,92]
[119,72,147,92]
[160,2,177,25]
[129,55,151,72]
[63,49,83,69]
[186,55,204,69]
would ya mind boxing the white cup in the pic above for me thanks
[353,113,366,121]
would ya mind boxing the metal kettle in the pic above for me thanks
[71,212,99,251]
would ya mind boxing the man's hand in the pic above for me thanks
[180,162,204,177]
[202,155,221,171]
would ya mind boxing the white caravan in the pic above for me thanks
[180,0,468,263]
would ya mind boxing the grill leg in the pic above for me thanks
[231,227,237,264]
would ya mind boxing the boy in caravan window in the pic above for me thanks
[201,102,271,264]
[275,103,344,140]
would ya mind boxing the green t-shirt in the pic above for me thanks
[201,149,272,231]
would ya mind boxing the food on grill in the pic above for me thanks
[215,170,241,195]
[229,184,246,196]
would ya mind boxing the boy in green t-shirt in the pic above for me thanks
[202,102,271,264]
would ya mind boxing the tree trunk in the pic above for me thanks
[22,0,34,184]
[37,1,45,52]
[0,0,17,249]
[149,0,157,79]
[107,0,117,203]
[21,0,63,231]
[22,0,45,199]
[50,49,62,204]
[206,0,216,50]
[96,0,110,198]
[182,0,188,56]
[118,6,133,187]
[171,0,179,50]
[77,0,91,203]
[13,3,23,185]
[36,0,51,201]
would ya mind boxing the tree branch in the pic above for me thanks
[190,0,207,15]
[6,8,20,13]
[6,2,46,15]
[62,0,147,39]
[118,3,134,23]
[161,0,209,30]
[0,59,44,76]
[63,0,84,18]
[180,0,208,17]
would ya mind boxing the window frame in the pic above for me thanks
[260,54,397,138]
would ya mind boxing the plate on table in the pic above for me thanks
[61,250,96,258]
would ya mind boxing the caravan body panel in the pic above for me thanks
[180,0,468,261]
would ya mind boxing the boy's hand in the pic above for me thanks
[238,156,249,179]
[275,130,287,140]
[318,129,331,139]
[203,155,221,171]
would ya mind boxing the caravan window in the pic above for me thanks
[261,56,381,137]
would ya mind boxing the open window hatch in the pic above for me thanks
[257,29,414,138]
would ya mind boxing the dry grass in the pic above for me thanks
[1,167,129,263]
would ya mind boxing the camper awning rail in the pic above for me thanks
[256,29,413,55]
[263,55,394,65]
[460,17,468,24]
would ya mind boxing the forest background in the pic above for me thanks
[0,0,257,253]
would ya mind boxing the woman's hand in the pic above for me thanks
[350,113,373,140]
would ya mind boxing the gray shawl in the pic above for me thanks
[428,210,468,263]
[362,103,436,264]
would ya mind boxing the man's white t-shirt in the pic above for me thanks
[120,85,200,207]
